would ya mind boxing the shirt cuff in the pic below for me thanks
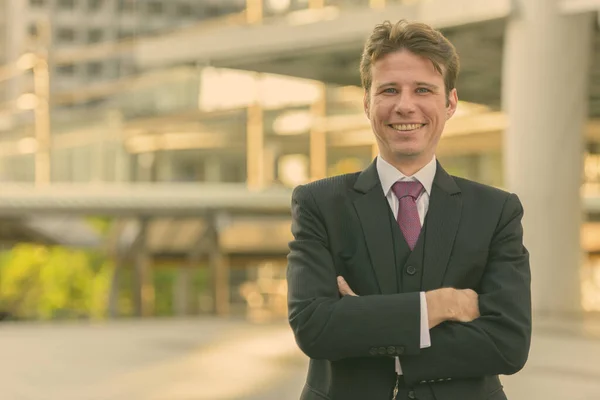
[396,292,432,375]
[420,291,431,349]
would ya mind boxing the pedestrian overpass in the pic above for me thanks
[2,183,600,318]
[133,0,600,112]
[0,183,294,318]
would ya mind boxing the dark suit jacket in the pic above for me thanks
[286,160,531,400]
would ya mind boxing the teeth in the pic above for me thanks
[391,124,424,131]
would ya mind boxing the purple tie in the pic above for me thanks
[392,181,424,250]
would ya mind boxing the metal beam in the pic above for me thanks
[0,184,293,216]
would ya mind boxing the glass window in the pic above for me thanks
[57,64,75,76]
[87,0,103,11]
[176,3,193,17]
[147,1,163,15]
[57,0,76,10]
[87,28,103,43]
[56,27,76,43]
[117,30,134,40]
[28,23,39,38]
[86,62,103,76]
[118,0,135,12]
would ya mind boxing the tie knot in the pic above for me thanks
[392,181,424,200]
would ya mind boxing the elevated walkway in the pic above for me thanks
[0,183,292,216]
[133,0,600,112]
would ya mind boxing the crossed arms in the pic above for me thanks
[286,185,532,386]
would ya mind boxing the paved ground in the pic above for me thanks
[0,315,599,400]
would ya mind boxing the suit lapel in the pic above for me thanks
[422,162,462,291]
[352,160,397,295]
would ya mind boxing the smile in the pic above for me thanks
[389,123,426,132]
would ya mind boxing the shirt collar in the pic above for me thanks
[376,155,437,197]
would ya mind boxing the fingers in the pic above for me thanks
[337,276,358,297]
[461,290,480,321]
[452,289,480,322]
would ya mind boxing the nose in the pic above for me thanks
[393,91,416,114]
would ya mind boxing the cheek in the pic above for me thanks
[373,102,391,120]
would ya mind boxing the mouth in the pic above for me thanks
[388,123,426,132]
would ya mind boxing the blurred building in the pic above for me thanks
[0,0,600,318]
[0,0,245,94]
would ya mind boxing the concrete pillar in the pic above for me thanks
[502,2,594,315]
[173,267,193,316]
[247,101,265,190]
[133,218,154,317]
[205,214,230,316]
[107,219,126,318]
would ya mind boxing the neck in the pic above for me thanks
[381,153,433,177]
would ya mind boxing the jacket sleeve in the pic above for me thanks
[401,193,532,386]
[287,184,422,361]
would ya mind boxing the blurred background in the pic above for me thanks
[0,0,599,399]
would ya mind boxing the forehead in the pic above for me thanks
[371,50,444,83]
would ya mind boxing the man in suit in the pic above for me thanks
[286,19,531,400]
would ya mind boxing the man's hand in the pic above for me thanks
[338,277,480,328]
[425,288,480,328]
[337,276,358,297]
[451,288,480,322]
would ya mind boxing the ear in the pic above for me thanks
[446,88,458,120]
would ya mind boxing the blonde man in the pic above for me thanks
[287,20,531,400]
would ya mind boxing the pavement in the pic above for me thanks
[0,315,599,400]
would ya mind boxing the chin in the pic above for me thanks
[392,147,423,158]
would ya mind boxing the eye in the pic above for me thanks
[382,88,398,94]
[416,87,431,94]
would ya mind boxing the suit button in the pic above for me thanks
[406,265,416,275]
[387,346,396,355]
[369,347,377,355]
[396,346,405,355]
[378,347,386,355]
[408,390,416,399]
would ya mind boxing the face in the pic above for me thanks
[364,50,458,170]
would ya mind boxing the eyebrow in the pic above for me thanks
[415,82,440,90]
[375,81,441,91]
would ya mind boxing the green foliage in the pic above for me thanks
[0,244,114,320]
[154,268,175,316]
[85,217,113,235]
[0,243,210,321]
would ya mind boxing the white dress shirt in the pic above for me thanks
[376,155,436,375]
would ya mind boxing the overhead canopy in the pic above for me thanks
[0,183,294,217]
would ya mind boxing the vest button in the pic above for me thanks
[406,265,417,275]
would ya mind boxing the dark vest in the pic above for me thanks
[388,209,438,400]
[388,208,427,293]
